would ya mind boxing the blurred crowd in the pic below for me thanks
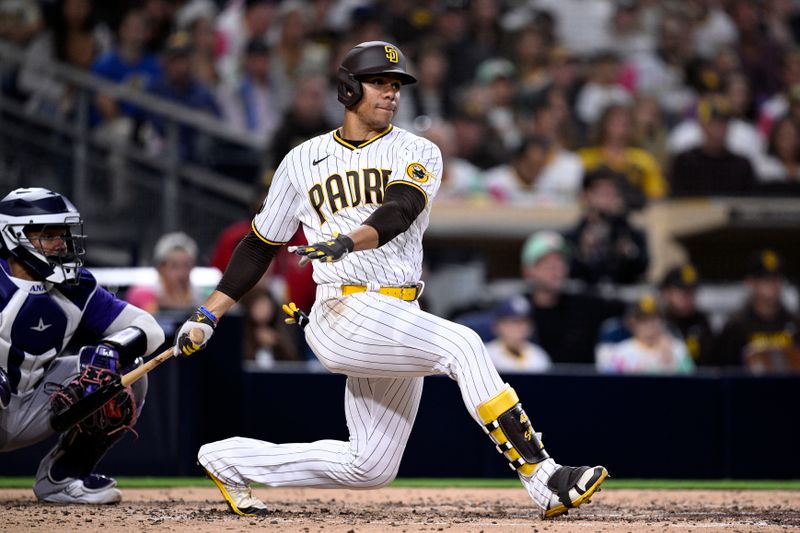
[3,0,800,194]
[489,232,800,375]
[3,0,800,374]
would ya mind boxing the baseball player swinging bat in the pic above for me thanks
[51,328,204,433]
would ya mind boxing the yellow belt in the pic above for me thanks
[341,284,419,301]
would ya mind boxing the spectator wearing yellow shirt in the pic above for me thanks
[578,103,667,208]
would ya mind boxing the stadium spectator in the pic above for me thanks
[659,263,714,365]
[531,0,614,56]
[607,0,654,60]
[434,0,479,89]
[395,45,453,130]
[216,0,277,83]
[574,51,632,127]
[596,293,694,374]
[522,84,582,152]
[216,38,281,144]
[485,134,582,205]
[90,6,161,131]
[420,120,485,201]
[756,115,800,186]
[710,249,800,371]
[520,230,624,364]
[730,0,785,102]
[269,1,329,110]
[668,73,765,170]
[268,73,335,167]
[175,0,220,88]
[141,0,179,54]
[757,49,800,137]
[240,287,302,368]
[631,93,669,171]
[0,0,42,47]
[468,0,503,62]
[688,0,739,59]
[625,12,695,122]
[563,167,649,285]
[763,0,798,49]
[126,231,206,313]
[485,296,551,373]
[578,103,667,206]
[511,24,553,101]
[146,31,221,161]
[669,94,757,196]
[474,57,522,152]
[18,0,111,119]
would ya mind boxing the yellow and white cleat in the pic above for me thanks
[201,465,268,517]
[543,465,608,519]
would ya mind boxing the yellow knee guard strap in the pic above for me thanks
[477,385,549,476]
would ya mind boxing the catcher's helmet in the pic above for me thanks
[337,41,417,107]
[0,187,85,285]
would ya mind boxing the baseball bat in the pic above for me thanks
[51,328,204,433]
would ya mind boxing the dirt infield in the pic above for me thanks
[1,486,798,532]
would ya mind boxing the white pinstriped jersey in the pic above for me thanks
[202,126,561,512]
[252,125,442,286]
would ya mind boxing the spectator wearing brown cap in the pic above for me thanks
[669,95,757,197]
[659,264,714,365]
[710,249,800,371]
[595,294,694,375]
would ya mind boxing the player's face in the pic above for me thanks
[26,226,68,256]
[356,74,402,130]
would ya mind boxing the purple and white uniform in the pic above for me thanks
[0,261,163,451]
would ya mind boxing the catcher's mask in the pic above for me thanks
[337,41,417,107]
[0,187,86,285]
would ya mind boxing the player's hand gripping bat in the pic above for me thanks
[50,328,204,433]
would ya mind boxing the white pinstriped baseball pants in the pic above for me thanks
[199,290,555,500]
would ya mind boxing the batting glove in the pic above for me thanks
[174,306,217,357]
[288,233,354,264]
[282,302,310,329]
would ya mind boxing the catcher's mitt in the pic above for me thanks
[50,351,137,437]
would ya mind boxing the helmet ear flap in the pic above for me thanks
[337,67,363,107]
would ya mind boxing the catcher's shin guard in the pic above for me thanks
[477,385,549,476]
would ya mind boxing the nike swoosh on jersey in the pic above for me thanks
[312,155,331,166]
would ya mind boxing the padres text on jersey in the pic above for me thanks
[253,125,442,287]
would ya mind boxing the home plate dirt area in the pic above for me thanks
[1,487,798,532]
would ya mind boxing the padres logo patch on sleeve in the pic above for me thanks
[406,162,432,184]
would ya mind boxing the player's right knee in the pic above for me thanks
[476,384,549,477]
[450,324,489,360]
